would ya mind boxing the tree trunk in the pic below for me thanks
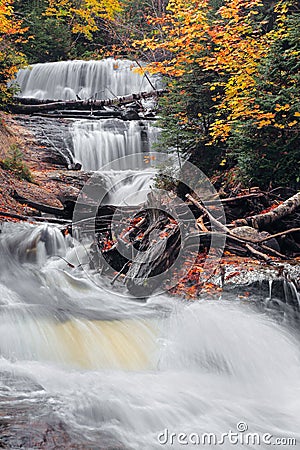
[236,191,300,229]
[10,90,165,114]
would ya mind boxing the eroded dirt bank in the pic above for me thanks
[0,113,87,219]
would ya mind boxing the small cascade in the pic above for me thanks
[15,59,158,100]
[70,118,160,205]
[0,222,71,265]
[0,221,300,448]
[0,315,158,371]
[101,170,156,205]
[71,119,149,171]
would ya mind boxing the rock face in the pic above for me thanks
[121,109,140,121]
[15,116,75,168]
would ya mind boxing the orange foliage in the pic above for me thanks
[0,0,27,102]
[133,0,293,141]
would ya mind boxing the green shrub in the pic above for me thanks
[1,145,33,182]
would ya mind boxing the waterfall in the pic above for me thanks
[101,170,156,205]
[2,56,300,448]
[15,59,158,100]
[0,315,158,371]
[0,222,300,448]
[14,58,162,206]
[70,118,160,205]
[71,119,149,171]
[0,222,71,265]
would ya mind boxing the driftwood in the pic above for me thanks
[235,191,300,229]
[0,210,71,225]
[12,191,66,217]
[11,90,165,115]
[32,113,124,121]
[184,230,288,260]
[125,221,181,297]
[185,194,230,234]
[245,243,270,262]
[111,261,131,285]
[18,111,159,121]
[91,187,300,297]
[205,192,265,206]
[258,228,300,243]
[186,192,300,257]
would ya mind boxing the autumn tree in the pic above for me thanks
[204,0,270,141]
[135,0,299,188]
[45,0,121,39]
[134,0,227,174]
[0,0,27,105]
[13,0,73,63]
[229,7,300,188]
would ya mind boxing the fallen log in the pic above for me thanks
[92,189,299,297]
[258,228,300,243]
[31,113,123,121]
[185,192,299,258]
[235,191,300,229]
[10,90,166,114]
[245,243,270,262]
[12,191,66,217]
[0,210,71,225]
[185,194,230,234]
[183,231,286,259]
[205,192,265,206]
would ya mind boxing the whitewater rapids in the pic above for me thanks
[0,222,300,449]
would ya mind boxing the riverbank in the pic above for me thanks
[0,113,86,219]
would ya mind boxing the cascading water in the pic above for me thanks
[70,118,160,204]
[15,58,161,205]
[15,59,158,101]
[71,119,154,171]
[7,60,300,448]
[1,222,300,449]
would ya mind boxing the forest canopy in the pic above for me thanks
[0,0,299,189]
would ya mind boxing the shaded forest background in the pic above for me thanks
[0,0,299,190]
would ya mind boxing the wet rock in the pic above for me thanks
[231,226,280,252]
[121,109,140,121]
[230,226,261,241]
[68,162,82,171]
[15,116,75,168]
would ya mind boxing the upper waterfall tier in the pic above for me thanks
[15,59,158,101]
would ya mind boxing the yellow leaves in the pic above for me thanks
[275,103,290,112]
[133,0,211,77]
[261,112,276,119]
[45,0,121,38]
[288,121,297,127]
[0,0,27,39]
[0,0,28,103]
[205,0,272,140]
[133,0,297,144]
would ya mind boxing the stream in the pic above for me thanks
[1,59,300,449]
